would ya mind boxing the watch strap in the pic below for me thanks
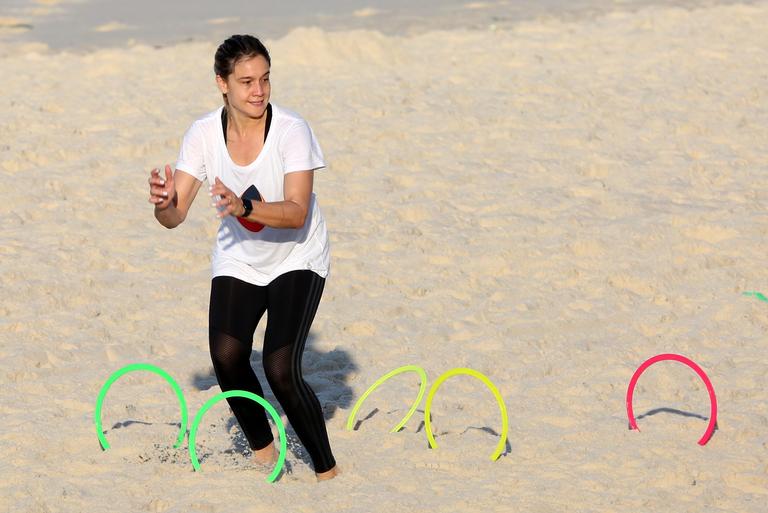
[239,198,253,218]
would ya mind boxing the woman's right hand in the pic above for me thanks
[148,165,176,210]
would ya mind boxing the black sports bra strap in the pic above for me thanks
[264,103,272,141]
[221,107,227,141]
[222,104,272,143]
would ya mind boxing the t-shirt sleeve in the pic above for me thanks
[175,121,207,182]
[281,119,326,174]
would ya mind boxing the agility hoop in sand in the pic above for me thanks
[188,390,287,483]
[95,363,188,451]
[346,365,428,432]
[626,353,717,446]
[424,368,509,461]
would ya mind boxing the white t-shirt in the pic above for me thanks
[176,103,330,286]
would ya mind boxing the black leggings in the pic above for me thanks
[208,271,336,473]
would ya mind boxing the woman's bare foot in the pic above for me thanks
[316,465,340,482]
[252,442,277,466]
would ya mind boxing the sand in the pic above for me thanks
[1,2,767,512]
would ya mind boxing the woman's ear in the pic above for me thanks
[215,75,228,95]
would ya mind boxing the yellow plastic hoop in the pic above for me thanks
[346,365,428,433]
[424,368,509,461]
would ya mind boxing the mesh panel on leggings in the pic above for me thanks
[209,330,273,450]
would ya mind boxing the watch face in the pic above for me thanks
[237,185,265,232]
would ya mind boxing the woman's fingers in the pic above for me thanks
[208,178,244,218]
[148,167,169,187]
[148,166,174,207]
[150,186,170,198]
[148,167,172,187]
[209,183,227,196]
[149,192,170,205]
[214,195,232,213]
[212,193,242,218]
[149,191,171,205]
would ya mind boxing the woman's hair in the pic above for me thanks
[214,34,271,79]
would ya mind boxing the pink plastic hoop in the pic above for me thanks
[626,353,717,446]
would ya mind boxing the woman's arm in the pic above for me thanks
[148,165,203,229]
[209,170,314,229]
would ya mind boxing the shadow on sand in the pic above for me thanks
[190,331,357,470]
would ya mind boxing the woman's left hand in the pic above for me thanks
[210,177,245,218]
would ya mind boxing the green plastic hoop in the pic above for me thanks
[743,291,768,303]
[94,363,188,451]
[424,368,509,461]
[188,390,287,483]
[346,365,428,433]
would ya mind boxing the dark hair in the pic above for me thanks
[214,34,271,79]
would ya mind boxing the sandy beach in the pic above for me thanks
[1,1,767,511]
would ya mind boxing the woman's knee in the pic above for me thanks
[263,346,296,395]
[209,331,250,370]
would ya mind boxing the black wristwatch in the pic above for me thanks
[239,198,253,218]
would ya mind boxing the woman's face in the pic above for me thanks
[217,54,271,119]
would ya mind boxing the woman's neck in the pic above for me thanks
[226,104,267,139]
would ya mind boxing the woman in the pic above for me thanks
[147,34,338,481]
